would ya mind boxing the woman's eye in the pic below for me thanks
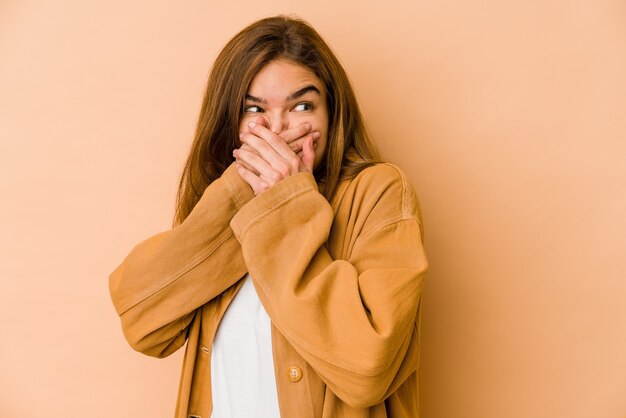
[244,105,263,113]
[293,102,313,112]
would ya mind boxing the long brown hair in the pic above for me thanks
[173,15,380,227]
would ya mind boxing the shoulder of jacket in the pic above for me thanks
[351,162,407,188]
[340,162,422,223]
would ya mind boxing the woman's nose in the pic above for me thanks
[267,114,287,134]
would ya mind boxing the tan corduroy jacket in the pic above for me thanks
[109,161,428,418]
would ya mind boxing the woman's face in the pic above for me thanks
[239,59,329,170]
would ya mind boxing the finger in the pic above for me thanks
[235,162,269,195]
[237,117,268,176]
[287,131,320,154]
[301,137,315,173]
[238,116,268,150]
[254,115,268,128]
[234,146,286,186]
[237,144,261,175]
[278,122,311,144]
[247,121,296,161]
[239,131,290,173]
[240,130,318,167]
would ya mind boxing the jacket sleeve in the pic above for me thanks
[108,163,255,358]
[230,164,428,408]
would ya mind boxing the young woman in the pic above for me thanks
[109,15,428,418]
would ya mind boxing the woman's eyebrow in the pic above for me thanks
[245,94,267,104]
[245,85,321,104]
[286,85,321,101]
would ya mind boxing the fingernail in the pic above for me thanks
[248,121,256,128]
[312,132,321,139]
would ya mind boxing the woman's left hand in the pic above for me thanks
[234,120,316,195]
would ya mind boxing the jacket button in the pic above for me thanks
[287,366,303,382]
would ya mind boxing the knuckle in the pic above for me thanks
[278,165,290,178]
[268,171,282,183]
[276,163,287,175]
[269,133,282,145]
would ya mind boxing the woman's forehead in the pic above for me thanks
[247,59,324,102]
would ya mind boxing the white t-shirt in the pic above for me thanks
[210,273,281,418]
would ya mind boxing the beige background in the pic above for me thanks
[1,0,625,417]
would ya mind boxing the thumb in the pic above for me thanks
[301,137,315,172]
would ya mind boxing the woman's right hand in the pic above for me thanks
[238,117,318,169]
